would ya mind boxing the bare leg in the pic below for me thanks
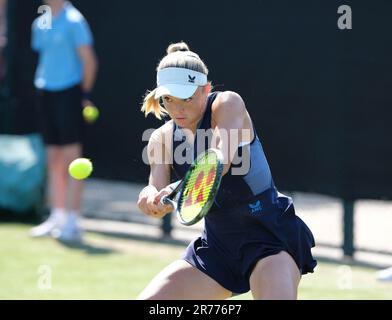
[30,145,68,237]
[50,143,85,242]
[138,260,232,300]
[249,251,301,300]
[61,143,83,211]
[47,146,67,210]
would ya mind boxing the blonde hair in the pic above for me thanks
[141,41,209,119]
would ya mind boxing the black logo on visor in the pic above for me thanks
[188,75,196,83]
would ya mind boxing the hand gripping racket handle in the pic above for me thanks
[159,180,181,209]
[160,196,177,210]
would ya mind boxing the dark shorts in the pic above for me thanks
[36,84,84,146]
[182,190,317,294]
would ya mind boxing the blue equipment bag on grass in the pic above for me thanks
[0,134,46,214]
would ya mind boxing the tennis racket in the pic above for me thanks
[160,148,224,226]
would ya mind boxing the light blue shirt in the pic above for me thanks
[32,2,93,91]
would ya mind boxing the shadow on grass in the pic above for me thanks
[314,255,387,270]
[3,211,389,269]
[0,213,117,256]
[87,229,189,248]
[56,238,117,255]
[88,230,390,270]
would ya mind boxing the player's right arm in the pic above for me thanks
[137,124,173,218]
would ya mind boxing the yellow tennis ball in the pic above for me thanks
[83,105,99,123]
[68,158,93,180]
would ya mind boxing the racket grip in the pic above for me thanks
[168,180,181,191]
[160,196,177,210]
[160,196,171,205]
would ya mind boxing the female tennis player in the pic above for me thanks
[137,42,317,300]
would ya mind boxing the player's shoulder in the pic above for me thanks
[216,91,243,103]
[213,91,246,113]
[64,3,87,24]
[149,120,173,144]
[155,120,174,137]
[32,16,42,31]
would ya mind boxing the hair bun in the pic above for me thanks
[167,41,190,54]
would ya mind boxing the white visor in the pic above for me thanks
[155,67,208,99]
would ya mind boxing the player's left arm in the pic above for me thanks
[77,45,98,106]
[211,91,250,175]
[70,15,98,106]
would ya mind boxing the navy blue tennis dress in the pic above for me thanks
[171,92,317,294]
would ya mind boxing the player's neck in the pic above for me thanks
[48,1,66,17]
[183,116,203,134]
[191,100,208,133]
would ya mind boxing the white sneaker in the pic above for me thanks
[55,215,83,243]
[377,267,392,281]
[30,209,66,238]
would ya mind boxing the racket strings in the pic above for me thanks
[179,156,218,219]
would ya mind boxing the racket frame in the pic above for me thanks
[161,148,224,226]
